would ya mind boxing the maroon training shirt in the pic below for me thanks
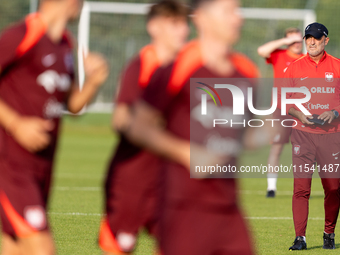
[0,13,74,168]
[142,40,260,209]
[113,44,161,161]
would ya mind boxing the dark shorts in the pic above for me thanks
[0,160,52,238]
[99,150,161,253]
[291,129,340,178]
[271,109,293,144]
[159,204,254,255]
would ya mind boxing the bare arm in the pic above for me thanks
[257,35,302,58]
[0,66,53,152]
[288,107,313,125]
[68,52,109,114]
[111,103,131,132]
[0,97,54,153]
[0,95,20,132]
[125,101,190,169]
[0,52,108,152]
[125,101,231,177]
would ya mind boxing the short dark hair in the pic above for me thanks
[147,0,189,22]
[190,0,213,10]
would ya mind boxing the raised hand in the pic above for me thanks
[84,52,109,87]
[285,34,303,45]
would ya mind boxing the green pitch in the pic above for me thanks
[0,113,337,254]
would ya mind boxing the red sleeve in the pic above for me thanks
[266,49,283,65]
[142,64,175,112]
[116,56,141,105]
[0,23,26,72]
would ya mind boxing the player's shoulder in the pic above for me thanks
[138,45,162,88]
[284,55,307,76]
[167,40,204,95]
[127,54,142,70]
[139,44,158,61]
[0,14,46,58]
[269,48,287,58]
[231,52,260,78]
[326,52,340,64]
[121,54,141,79]
[174,40,202,67]
[290,54,307,66]
[123,46,154,74]
[15,13,47,57]
[0,18,27,39]
[120,45,161,88]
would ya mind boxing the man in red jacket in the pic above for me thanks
[285,22,340,250]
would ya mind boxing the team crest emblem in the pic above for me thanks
[24,206,46,230]
[294,145,301,155]
[325,72,334,82]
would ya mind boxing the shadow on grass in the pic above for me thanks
[306,245,323,250]
[307,243,340,250]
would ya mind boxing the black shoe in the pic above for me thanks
[266,190,275,198]
[289,236,307,250]
[323,233,335,249]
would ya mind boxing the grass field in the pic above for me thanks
[1,113,338,254]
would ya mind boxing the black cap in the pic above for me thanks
[304,22,328,39]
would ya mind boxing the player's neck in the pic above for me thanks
[152,41,178,66]
[308,51,325,64]
[198,35,234,76]
[287,48,302,58]
[38,7,69,43]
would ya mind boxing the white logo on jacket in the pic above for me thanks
[325,72,334,82]
[37,70,71,94]
[306,103,329,110]
[300,86,335,94]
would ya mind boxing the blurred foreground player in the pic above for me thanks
[257,27,303,197]
[125,0,262,254]
[98,1,189,254]
[0,0,108,254]
[285,23,340,250]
